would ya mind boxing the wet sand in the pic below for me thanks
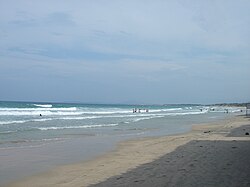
[6,116,250,187]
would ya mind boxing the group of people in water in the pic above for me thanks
[133,108,149,113]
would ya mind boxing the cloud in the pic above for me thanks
[46,12,74,24]
[1,0,249,59]
[0,0,250,103]
[119,59,185,73]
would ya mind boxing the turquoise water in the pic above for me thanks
[0,101,242,149]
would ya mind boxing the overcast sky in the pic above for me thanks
[0,0,249,104]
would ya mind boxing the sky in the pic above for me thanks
[0,0,250,104]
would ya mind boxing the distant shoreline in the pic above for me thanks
[209,103,249,107]
[0,100,249,107]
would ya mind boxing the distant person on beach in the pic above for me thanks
[40,114,42,117]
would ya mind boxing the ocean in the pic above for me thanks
[0,101,243,184]
[0,101,242,149]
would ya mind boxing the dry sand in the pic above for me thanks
[6,116,250,187]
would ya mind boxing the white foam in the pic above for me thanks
[33,104,52,108]
[0,130,17,134]
[0,120,27,125]
[29,137,67,142]
[32,118,54,122]
[0,116,99,125]
[132,116,163,122]
[165,111,207,116]
[0,111,83,116]
[130,111,207,122]
[0,108,208,125]
[37,123,119,131]
[59,116,102,120]
[0,115,128,125]
[0,118,54,125]
[80,110,132,115]
[143,108,182,113]
[0,107,77,111]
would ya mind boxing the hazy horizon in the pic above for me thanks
[1,99,248,106]
[1,0,250,104]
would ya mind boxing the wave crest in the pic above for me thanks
[33,104,52,108]
[37,124,118,131]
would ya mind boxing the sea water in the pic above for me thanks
[0,101,242,184]
[0,101,242,149]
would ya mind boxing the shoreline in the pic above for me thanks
[6,115,250,187]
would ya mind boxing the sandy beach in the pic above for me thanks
[2,0,250,186]
[6,115,250,187]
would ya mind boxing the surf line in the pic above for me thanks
[132,108,149,113]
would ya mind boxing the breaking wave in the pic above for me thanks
[33,104,53,108]
[37,123,119,131]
